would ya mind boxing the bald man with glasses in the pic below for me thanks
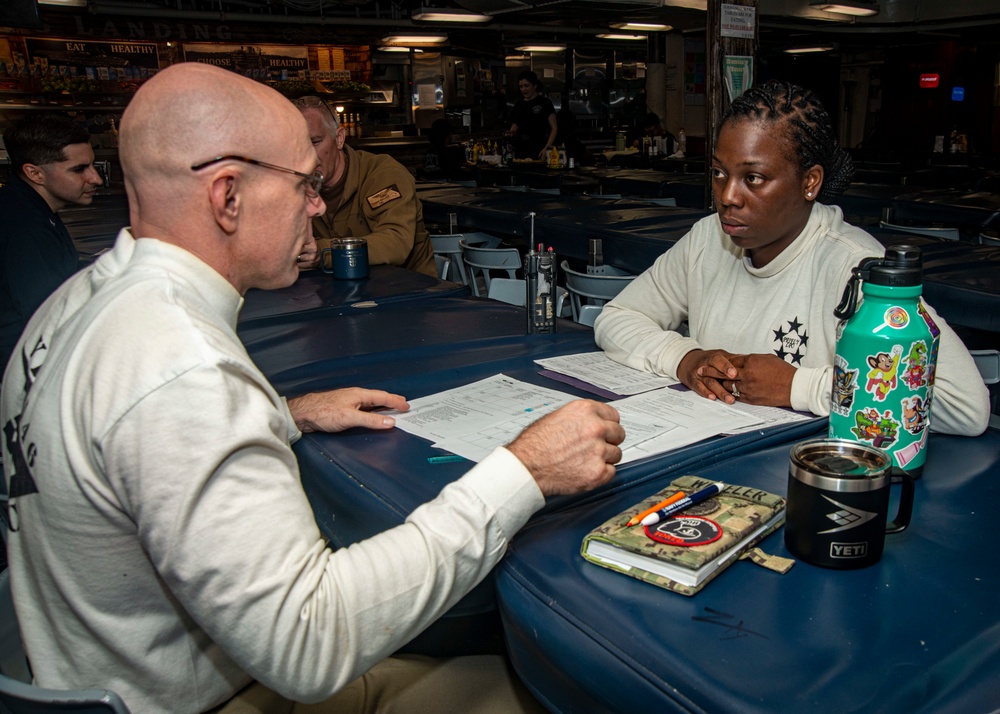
[293,95,436,277]
[1,63,624,713]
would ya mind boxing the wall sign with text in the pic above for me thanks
[182,43,307,80]
[25,37,159,78]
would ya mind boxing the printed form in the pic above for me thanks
[389,373,766,464]
[535,351,678,396]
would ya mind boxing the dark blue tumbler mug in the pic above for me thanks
[322,237,369,280]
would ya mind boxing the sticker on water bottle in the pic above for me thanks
[873,306,909,333]
[900,394,930,435]
[901,340,930,390]
[831,354,859,417]
[850,407,900,450]
[865,345,902,402]
[894,429,927,468]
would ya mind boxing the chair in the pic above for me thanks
[0,570,132,713]
[560,260,636,323]
[487,277,527,307]
[433,254,451,281]
[971,349,1000,423]
[978,233,1000,247]
[878,221,961,241]
[429,233,501,285]
[485,278,570,318]
[577,304,603,328]
[460,241,522,297]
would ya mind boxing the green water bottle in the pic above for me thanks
[829,245,940,476]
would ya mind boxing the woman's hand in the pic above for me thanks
[678,350,796,408]
[677,349,741,404]
[720,354,795,408]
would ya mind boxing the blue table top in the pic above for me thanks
[417,184,709,274]
[833,183,1000,233]
[497,427,1000,714]
[240,291,823,658]
[239,294,590,395]
[239,266,468,327]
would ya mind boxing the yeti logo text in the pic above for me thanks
[830,542,868,559]
[817,495,877,534]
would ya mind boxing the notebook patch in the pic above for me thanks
[367,184,402,209]
[645,516,723,547]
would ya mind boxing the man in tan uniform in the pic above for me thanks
[293,96,436,277]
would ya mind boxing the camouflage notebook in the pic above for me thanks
[581,475,787,596]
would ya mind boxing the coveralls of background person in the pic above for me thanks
[0,113,103,373]
[507,70,558,160]
[2,63,625,713]
[293,95,436,277]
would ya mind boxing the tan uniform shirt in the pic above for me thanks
[313,145,435,277]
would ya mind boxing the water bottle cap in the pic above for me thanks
[868,244,922,287]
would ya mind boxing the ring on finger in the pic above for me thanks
[731,382,741,399]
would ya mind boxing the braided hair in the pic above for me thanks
[720,80,853,202]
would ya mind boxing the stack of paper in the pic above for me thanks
[391,371,769,464]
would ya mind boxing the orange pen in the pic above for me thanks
[626,490,687,527]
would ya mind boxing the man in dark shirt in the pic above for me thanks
[0,113,102,374]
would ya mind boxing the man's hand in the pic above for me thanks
[296,245,320,270]
[677,348,742,405]
[507,400,625,496]
[721,354,795,408]
[288,388,409,433]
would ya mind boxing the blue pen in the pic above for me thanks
[640,482,726,527]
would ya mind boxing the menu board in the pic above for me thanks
[24,38,159,79]
[182,43,308,80]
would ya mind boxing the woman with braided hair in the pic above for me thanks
[596,80,988,435]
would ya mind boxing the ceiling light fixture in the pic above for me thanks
[597,33,647,41]
[37,0,88,6]
[411,8,492,23]
[514,44,566,52]
[784,45,836,54]
[809,1,880,17]
[381,33,448,45]
[609,22,672,32]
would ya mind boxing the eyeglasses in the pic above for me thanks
[190,155,324,198]
[292,95,341,129]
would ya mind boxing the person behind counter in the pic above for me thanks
[292,95,436,277]
[1,62,626,713]
[555,107,595,167]
[627,112,675,154]
[0,113,104,374]
[594,79,989,436]
[507,70,558,161]
[422,118,467,181]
